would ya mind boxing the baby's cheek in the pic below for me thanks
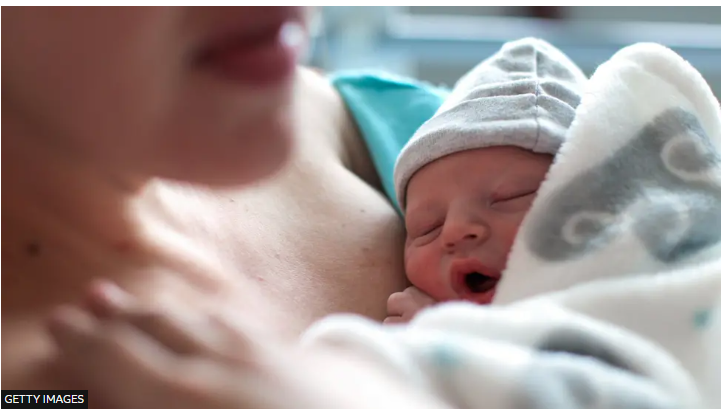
[504,227,519,251]
[404,248,448,301]
[504,216,528,250]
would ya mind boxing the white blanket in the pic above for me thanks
[302,43,721,409]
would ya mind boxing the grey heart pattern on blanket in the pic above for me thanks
[536,327,637,374]
[527,107,720,263]
[515,354,678,409]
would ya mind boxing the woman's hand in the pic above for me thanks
[47,280,451,409]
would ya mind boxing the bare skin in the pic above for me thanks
[2,66,409,393]
[385,286,437,324]
[2,7,408,400]
[46,281,451,409]
[386,147,553,323]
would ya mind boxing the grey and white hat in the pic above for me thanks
[394,37,587,209]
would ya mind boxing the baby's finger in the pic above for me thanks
[387,292,416,317]
[403,286,435,306]
[383,316,408,325]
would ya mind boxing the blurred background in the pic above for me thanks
[306,6,721,99]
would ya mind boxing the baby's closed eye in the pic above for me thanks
[417,222,443,237]
[490,189,538,211]
[406,217,444,243]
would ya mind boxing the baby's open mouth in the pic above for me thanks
[464,272,498,293]
[449,258,502,304]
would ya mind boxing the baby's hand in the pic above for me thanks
[384,286,436,325]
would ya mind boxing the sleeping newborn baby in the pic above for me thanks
[386,37,585,323]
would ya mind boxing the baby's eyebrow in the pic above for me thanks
[406,202,442,221]
[498,173,543,189]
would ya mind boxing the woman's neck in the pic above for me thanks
[1,112,184,304]
[4,113,151,244]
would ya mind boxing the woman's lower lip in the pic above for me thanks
[199,22,302,87]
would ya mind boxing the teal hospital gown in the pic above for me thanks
[329,70,449,214]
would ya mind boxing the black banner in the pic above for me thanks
[2,391,88,407]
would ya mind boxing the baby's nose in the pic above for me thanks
[443,221,489,250]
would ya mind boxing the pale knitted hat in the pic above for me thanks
[394,38,587,209]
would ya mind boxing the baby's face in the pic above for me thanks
[403,146,552,304]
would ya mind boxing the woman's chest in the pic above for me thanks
[1,169,407,396]
[181,164,409,336]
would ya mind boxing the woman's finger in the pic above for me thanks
[48,304,273,409]
[48,305,186,409]
[83,281,218,357]
[83,279,135,319]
